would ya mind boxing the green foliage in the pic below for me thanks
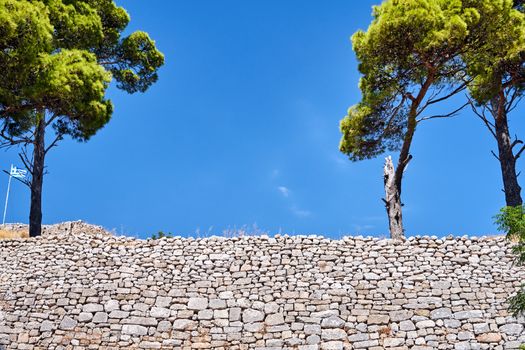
[339,0,481,160]
[111,31,165,93]
[0,0,53,112]
[0,0,164,143]
[34,50,113,140]
[494,205,525,316]
[151,231,174,240]
[495,206,525,239]
[463,0,525,104]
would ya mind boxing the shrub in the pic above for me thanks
[494,206,525,316]
[150,231,174,240]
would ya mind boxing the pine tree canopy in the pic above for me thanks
[0,0,164,141]
[339,0,521,161]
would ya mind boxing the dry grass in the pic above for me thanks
[0,228,28,239]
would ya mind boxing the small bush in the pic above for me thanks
[150,231,174,239]
[494,206,525,316]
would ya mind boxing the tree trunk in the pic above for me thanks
[380,75,432,239]
[384,156,404,240]
[29,118,45,237]
[493,97,523,207]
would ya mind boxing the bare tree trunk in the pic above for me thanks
[384,156,404,240]
[29,118,45,237]
[380,75,432,239]
[492,97,523,207]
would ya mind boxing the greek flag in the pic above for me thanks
[10,165,27,179]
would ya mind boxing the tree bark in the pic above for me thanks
[493,97,523,207]
[381,75,433,239]
[29,117,45,237]
[384,156,404,240]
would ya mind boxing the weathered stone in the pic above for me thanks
[40,321,54,332]
[127,317,158,326]
[83,304,103,313]
[416,320,435,329]
[172,319,197,331]
[265,313,284,326]
[78,312,93,322]
[150,307,170,318]
[383,337,405,347]
[92,312,108,323]
[400,320,416,331]
[104,299,119,312]
[243,309,265,323]
[188,297,208,310]
[499,323,523,335]
[454,310,483,320]
[59,316,77,330]
[122,324,147,336]
[321,328,347,341]
[321,316,344,328]
[367,314,389,325]
[430,308,452,320]
[477,333,502,343]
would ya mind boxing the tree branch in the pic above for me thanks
[468,97,496,139]
[0,126,32,149]
[511,136,523,150]
[2,170,30,187]
[428,82,468,106]
[506,87,523,114]
[417,102,468,123]
[516,144,525,161]
[45,133,63,154]
[19,146,33,176]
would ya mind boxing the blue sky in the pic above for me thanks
[1,0,524,238]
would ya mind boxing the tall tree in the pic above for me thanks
[339,0,486,239]
[0,0,164,237]
[466,0,525,207]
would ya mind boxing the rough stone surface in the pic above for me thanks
[0,228,524,349]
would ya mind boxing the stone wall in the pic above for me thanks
[0,230,524,349]
[0,221,113,238]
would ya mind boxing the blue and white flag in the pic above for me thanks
[10,165,27,179]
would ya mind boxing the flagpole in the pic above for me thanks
[2,169,12,225]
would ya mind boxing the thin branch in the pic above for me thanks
[418,79,470,113]
[0,138,29,149]
[402,154,412,174]
[491,150,500,161]
[45,113,59,127]
[515,144,525,160]
[508,95,523,114]
[374,96,407,145]
[468,97,496,139]
[503,75,525,90]
[425,85,446,105]
[417,102,468,123]
[506,88,523,114]
[45,134,63,154]
[18,147,33,175]
[0,127,32,149]
[2,170,30,187]
[512,137,523,150]
[405,93,416,103]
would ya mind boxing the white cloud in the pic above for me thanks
[291,206,311,218]
[353,224,375,232]
[278,186,290,197]
[274,182,312,218]
[332,154,349,167]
